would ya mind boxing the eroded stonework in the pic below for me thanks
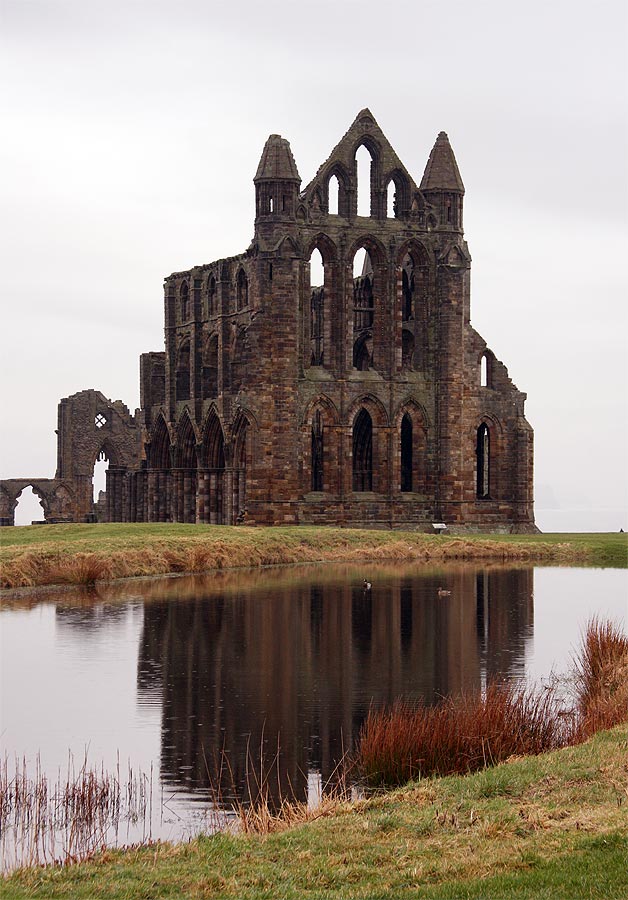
[2,110,536,531]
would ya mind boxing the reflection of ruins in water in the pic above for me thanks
[136,567,533,805]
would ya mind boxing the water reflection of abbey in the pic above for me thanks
[136,568,533,803]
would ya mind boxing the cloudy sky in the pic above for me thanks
[1,0,626,530]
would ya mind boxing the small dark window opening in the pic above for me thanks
[176,345,191,402]
[353,408,373,492]
[353,334,372,371]
[446,198,452,223]
[476,423,490,499]
[311,410,324,491]
[180,282,190,320]
[401,414,413,492]
[236,269,248,310]
[402,254,415,321]
[311,287,324,365]
[208,276,217,315]
[402,330,414,370]
[282,195,287,211]
[268,263,273,283]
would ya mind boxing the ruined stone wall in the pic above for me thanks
[3,111,535,532]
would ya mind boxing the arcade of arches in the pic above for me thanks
[1,111,536,532]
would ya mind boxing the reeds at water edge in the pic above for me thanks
[356,617,628,787]
[0,752,154,871]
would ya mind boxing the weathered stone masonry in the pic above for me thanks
[1,110,536,531]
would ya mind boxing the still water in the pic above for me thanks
[1,562,626,861]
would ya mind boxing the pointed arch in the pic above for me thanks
[384,169,411,218]
[352,408,373,491]
[198,408,226,524]
[323,162,350,217]
[302,396,339,494]
[476,422,490,499]
[353,137,381,218]
[480,350,494,388]
[394,399,429,495]
[232,409,256,524]
[202,407,226,469]
[149,415,172,469]
[400,413,413,492]
[174,411,198,469]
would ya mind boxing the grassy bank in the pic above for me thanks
[1,524,626,589]
[2,724,627,899]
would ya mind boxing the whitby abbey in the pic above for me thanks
[1,110,536,531]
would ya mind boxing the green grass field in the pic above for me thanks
[3,724,627,899]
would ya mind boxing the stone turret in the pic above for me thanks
[420,132,465,231]
[254,134,301,223]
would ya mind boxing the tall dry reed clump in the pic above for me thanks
[356,682,565,787]
[356,617,628,788]
[42,554,111,587]
[572,617,628,741]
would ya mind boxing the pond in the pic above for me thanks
[1,562,626,868]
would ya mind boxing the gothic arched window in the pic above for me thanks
[476,423,490,499]
[353,409,373,492]
[401,414,413,492]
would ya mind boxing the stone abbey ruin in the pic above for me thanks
[1,110,535,531]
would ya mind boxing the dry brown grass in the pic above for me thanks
[356,681,567,786]
[42,554,111,587]
[0,531,571,590]
[573,618,628,740]
[356,618,628,788]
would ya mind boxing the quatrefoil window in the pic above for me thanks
[95,414,107,429]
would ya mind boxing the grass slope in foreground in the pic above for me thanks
[2,724,627,899]
[1,525,626,589]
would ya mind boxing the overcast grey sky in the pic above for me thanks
[1,0,627,530]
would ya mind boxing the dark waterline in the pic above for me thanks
[1,562,626,862]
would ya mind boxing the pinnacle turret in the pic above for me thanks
[420,132,464,193]
[254,135,300,183]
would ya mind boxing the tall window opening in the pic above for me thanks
[328,175,339,215]
[401,253,415,321]
[387,180,396,218]
[176,342,191,401]
[13,486,44,526]
[353,334,372,371]
[311,410,324,491]
[355,144,372,217]
[353,249,374,330]
[480,353,492,387]
[180,282,190,320]
[208,276,217,315]
[476,423,490,499]
[310,249,325,365]
[236,269,248,310]
[353,408,373,491]
[202,335,218,398]
[93,451,109,504]
[400,414,413,492]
